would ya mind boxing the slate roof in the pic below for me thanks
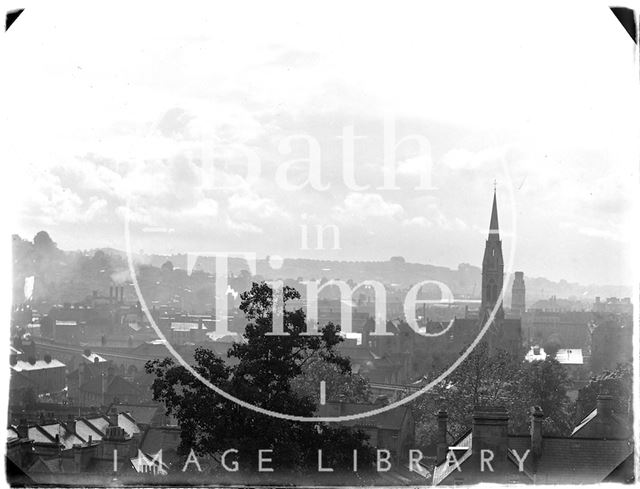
[139,426,182,464]
[432,431,473,485]
[108,403,164,426]
[75,413,140,441]
[508,436,633,484]
[432,431,633,485]
[571,407,631,439]
[27,423,85,449]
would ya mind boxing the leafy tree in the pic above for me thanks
[412,342,574,449]
[576,363,632,420]
[146,282,374,472]
[291,356,371,404]
[33,231,56,251]
[412,341,521,444]
[510,358,572,435]
[542,333,563,358]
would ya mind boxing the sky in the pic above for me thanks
[1,0,638,286]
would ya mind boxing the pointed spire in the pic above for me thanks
[489,186,499,238]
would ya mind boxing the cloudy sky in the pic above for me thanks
[2,0,638,285]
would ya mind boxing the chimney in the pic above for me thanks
[104,425,126,441]
[73,444,82,472]
[66,414,76,435]
[108,408,119,427]
[17,419,28,439]
[472,406,509,459]
[101,372,108,406]
[78,364,85,392]
[597,394,616,438]
[597,394,614,418]
[530,406,543,468]
[436,409,448,464]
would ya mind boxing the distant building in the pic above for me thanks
[511,271,526,316]
[521,310,593,351]
[524,345,587,387]
[10,357,66,397]
[73,366,145,407]
[529,296,586,313]
[590,317,633,374]
[593,297,633,315]
[444,190,522,359]
[480,190,504,321]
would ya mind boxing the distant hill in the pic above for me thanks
[12,232,632,307]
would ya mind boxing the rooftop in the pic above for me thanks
[524,346,583,365]
[11,359,66,372]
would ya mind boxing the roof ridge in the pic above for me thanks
[33,424,58,444]
[79,417,106,437]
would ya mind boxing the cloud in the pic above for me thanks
[578,226,627,243]
[227,190,288,221]
[334,192,404,221]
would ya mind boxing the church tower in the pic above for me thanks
[511,271,526,316]
[480,188,504,320]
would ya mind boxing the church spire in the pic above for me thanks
[489,186,499,239]
[480,186,504,320]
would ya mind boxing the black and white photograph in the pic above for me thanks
[2,1,639,486]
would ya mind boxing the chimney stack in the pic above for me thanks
[530,406,543,468]
[436,409,448,464]
[472,406,509,459]
[73,444,82,472]
[597,394,614,418]
[597,394,616,438]
[17,419,28,439]
[101,372,108,406]
[66,414,76,435]
[108,408,119,427]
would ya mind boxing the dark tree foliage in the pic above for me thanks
[146,282,374,472]
[577,363,632,420]
[291,356,372,405]
[542,333,563,358]
[509,358,573,435]
[412,341,573,449]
